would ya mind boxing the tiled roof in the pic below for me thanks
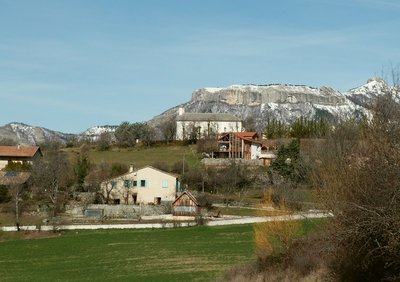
[0,146,41,158]
[218,132,261,144]
[176,113,241,122]
[232,132,258,139]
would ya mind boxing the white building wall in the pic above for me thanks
[176,120,242,140]
[0,160,7,170]
[103,167,178,205]
[135,167,177,203]
[251,143,261,160]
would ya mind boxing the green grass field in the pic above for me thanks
[66,144,201,169]
[0,224,255,281]
[0,220,324,281]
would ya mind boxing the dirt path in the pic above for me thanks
[0,211,331,231]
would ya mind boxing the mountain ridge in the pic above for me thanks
[0,78,392,145]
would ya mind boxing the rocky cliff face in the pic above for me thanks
[192,84,347,106]
[0,78,393,144]
[151,79,390,135]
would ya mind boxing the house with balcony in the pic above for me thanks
[214,132,262,160]
[101,166,181,205]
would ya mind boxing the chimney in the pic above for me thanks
[129,164,134,173]
[17,145,20,150]
[178,106,185,116]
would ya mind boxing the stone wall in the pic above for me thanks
[201,158,263,167]
[66,203,172,219]
[86,204,171,218]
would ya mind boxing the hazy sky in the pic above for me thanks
[1,0,399,133]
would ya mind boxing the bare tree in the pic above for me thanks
[31,147,71,221]
[9,184,24,231]
[97,132,112,151]
[313,88,400,280]
[160,117,176,143]
[86,161,128,204]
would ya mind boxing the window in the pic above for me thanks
[162,180,168,188]
[140,180,147,187]
[133,180,137,187]
[124,180,129,187]
[112,181,117,189]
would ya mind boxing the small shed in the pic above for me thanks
[172,191,200,216]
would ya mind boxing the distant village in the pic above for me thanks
[0,103,303,229]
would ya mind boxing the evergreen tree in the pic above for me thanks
[270,139,308,183]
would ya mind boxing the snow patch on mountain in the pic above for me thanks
[345,77,390,107]
[81,125,117,141]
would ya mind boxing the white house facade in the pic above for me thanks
[175,108,242,140]
[101,166,180,205]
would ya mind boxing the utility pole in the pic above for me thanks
[182,153,185,178]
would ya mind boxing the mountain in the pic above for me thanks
[81,125,117,141]
[0,123,118,146]
[0,78,393,144]
[0,122,74,146]
[151,78,391,134]
[344,77,391,108]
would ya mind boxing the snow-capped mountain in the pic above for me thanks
[0,122,74,145]
[345,77,391,108]
[150,78,389,134]
[81,125,117,141]
[0,123,118,146]
[0,78,394,144]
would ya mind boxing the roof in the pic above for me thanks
[176,113,241,122]
[108,165,179,181]
[232,132,259,139]
[0,171,31,186]
[0,146,42,158]
[172,190,199,206]
[219,132,262,144]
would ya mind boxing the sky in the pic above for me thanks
[1,0,400,133]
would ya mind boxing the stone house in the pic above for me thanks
[175,107,242,140]
[101,166,181,205]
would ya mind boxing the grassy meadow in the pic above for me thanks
[0,220,324,281]
[0,224,255,282]
[66,144,201,169]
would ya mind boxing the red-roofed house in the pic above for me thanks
[214,132,262,160]
[0,146,42,170]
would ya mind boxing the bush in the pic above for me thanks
[314,93,400,281]
[0,185,11,203]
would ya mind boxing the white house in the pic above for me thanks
[101,166,180,205]
[175,107,242,140]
